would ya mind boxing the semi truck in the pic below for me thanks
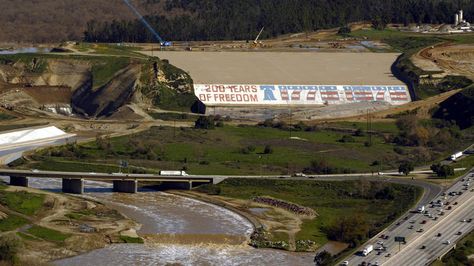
[159,170,188,176]
[450,151,463,161]
[362,245,374,256]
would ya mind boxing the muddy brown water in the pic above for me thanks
[1,177,314,265]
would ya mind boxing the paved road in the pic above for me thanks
[344,169,474,266]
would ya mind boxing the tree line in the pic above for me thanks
[84,0,473,42]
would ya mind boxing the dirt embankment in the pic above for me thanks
[72,64,141,117]
[0,185,139,264]
[413,43,474,80]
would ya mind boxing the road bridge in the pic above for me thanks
[0,169,213,194]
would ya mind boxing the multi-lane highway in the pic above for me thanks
[344,169,474,266]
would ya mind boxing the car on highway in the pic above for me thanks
[31,169,39,173]
[467,218,472,223]
[456,231,462,235]
[417,228,424,232]
[408,225,414,229]
[421,220,427,224]
[437,233,442,237]
[420,245,426,249]
[444,240,451,245]
[340,261,349,266]
[292,172,306,177]
[447,206,452,210]
[454,202,458,205]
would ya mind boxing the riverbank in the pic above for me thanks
[171,190,320,252]
[0,183,139,265]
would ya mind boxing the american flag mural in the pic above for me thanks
[194,84,411,106]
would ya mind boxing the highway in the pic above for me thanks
[0,168,213,183]
[344,169,474,266]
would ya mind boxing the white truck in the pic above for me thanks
[159,170,188,176]
[362,245,374,256]
[450,151,463,161]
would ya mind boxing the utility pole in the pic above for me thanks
[289,107,292,139]
[366,109,372,146]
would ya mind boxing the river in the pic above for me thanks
[1,177,314,265]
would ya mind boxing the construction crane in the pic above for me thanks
[122,0,172,47]
[254,27,265,44]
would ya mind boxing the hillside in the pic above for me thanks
[0,47,195,118]
[434,85,474,130]
[0,0,164,43]
[0,0,473,43]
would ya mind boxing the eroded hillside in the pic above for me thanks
[0,54,195,119]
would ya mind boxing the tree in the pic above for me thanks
[431,163,454,178]
[398,161,414,176]
[314,251,333,266]
[0,234,20,262]
[263,145,273,154]
[194,116,215,129]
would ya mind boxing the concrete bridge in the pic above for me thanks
[0,169,213,194]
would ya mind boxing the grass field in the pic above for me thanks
[24,122,466,176]
[0,187,44,216]
[26,124,420,175]
[0,215,29,232]
[197,178,422,248]
[26,225,70,243]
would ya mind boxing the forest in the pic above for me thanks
[84,0,474,42]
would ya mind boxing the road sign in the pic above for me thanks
[395,236,406,243]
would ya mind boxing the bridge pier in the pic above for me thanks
[62,178,84,194]
[10,176,28,187]
[113,180,138,193]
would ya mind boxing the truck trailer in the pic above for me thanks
[159,170,188,176]
[362,245,374,256]
[450,151,463,161]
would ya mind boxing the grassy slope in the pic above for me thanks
[26,124,413,175]
[26,225,70,243]
[0,185,44,232]
[198,178,422,247]
[24,120,470,175]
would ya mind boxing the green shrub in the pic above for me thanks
[0,233,21,262]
